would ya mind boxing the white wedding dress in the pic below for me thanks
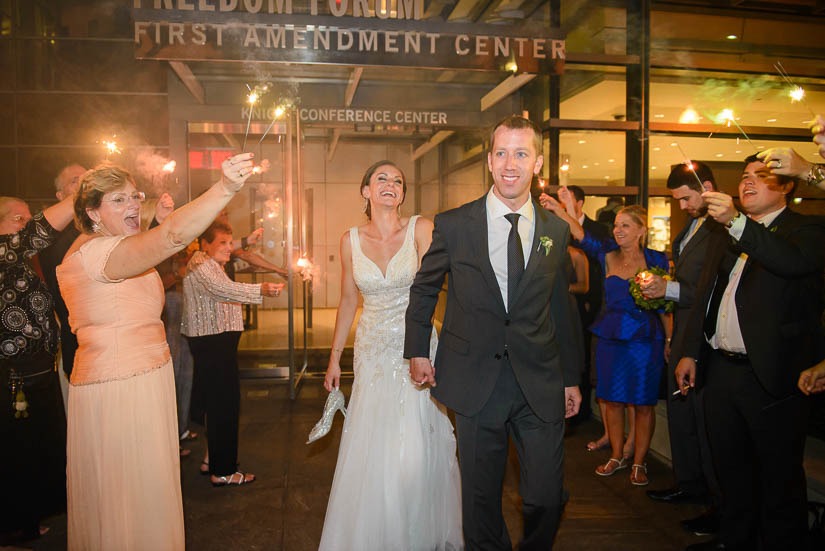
[319,215,463,551]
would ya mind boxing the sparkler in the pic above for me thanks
[679,106,700,124]
[162,160,176,173]
[674,143,704,188]
[717,109,758,152]
[242,89,259,152]
[774,61,816,117]
[100,138,121,159]
[258,105,287,144]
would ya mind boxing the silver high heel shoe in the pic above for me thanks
[306,388,347,444]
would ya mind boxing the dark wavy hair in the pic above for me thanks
[360,160,407,220]
[667,160,716,194]
[744,153,797,205]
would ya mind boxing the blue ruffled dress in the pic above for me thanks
[576,233,668,406]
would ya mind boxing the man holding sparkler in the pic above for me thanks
[674,155,825,551]
[641,161,723,537]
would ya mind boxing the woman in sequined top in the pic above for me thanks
[0,194,75,543]
[182,220,282,487]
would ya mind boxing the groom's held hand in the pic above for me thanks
[410,357,436,387]
[564,386,582,418]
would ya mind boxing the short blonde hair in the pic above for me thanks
[140,198,159,232]
[74,163,135,233]
[616,204,648,247]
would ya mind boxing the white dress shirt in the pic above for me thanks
[486,190,535,312]
[665,215,706,302]
[708,206,785,353]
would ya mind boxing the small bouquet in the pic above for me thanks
[629,267,675,313]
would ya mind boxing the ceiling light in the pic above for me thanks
[653,147,660,151]
[654,114,664,118]
[604,176,610,180]
[726,34,738,40]
[767,118,776,122]
[651,166,657,170]
[670,142,678,147]
[582,165,588,169]
[578,140,586,144]
[793,197,803,204]
[735,150,741,153]
[594,162,600,166]
[608,159,615,163]
[716,153,723,157]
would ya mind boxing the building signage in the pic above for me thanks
[244,105,449,125]
[132,1,565,73]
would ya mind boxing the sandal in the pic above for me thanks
[212,471,256,487]
[200,460,210,476]
[630,463,649,486]
[595,457,628,476]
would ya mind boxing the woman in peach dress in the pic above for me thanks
[57,154,255,550]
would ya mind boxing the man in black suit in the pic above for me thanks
[404,115,582,550]
[38,164,85,380]
[675,154,825,550]
[565,185,609,423]
[641,161,722,534]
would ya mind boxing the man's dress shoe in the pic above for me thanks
[680,509,719,537]
[646,486,701,504]
[685,540,739,551]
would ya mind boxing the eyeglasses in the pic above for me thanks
[103,191,146,206]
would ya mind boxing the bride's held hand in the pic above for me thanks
[410,357,436,387]
[324,362,341,392]
[221,152,255,192]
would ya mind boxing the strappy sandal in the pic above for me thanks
[200,460,209,476]
[212,471,256,488]
[630,463,649,486]
[595,457,628,476]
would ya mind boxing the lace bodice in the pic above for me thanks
[349,216,434,384]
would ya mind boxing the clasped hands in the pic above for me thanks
[408,357,582,418]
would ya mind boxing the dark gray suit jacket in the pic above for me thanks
[669,217,724,366]
[404,195,582,422]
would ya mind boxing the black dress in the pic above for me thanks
[0,212,66,537]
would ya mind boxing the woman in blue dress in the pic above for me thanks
[542,191,671,486]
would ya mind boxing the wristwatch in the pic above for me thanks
[806,164,825,187]
[726,210,743,229]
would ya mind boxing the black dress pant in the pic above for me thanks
[704,350,809,550]
[0,353,66,536]
[665,359,719,500]
[187,331,242,477]
[454,359,566,551]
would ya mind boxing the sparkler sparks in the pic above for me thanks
[716,108,758,151]
[679,106,700,124]
[162,160,176,173]
[674,143,704,188]
[101,139,121,158]
[775,61,816,117]
[259,105,288,144]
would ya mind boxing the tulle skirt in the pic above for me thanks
[319,360,463,551]
[67,361,184,550]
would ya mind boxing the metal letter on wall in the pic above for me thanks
[133,8,565,74]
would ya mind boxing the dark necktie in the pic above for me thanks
[504,213,524,310]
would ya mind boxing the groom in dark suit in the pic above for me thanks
[404,116,582,550]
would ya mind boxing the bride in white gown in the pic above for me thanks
[320,161,463,551]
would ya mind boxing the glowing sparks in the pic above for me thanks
[674,143,704,188]
[679,106,700,124]
[719,109,735,127]
[538,178,545,188]
[162,160,176,173]
[505,60,518,73]
[252,166,262,175]
[790,86,805,102]
[103,140,120,156]
[274,105,285,118]
[247,92,259,105]
[297,257,311,269]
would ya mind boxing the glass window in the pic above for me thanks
[650,72,825,128]
[16,94,168,147]
[17,39,167,92]
[556,130,626,186]
[554,66,628,122]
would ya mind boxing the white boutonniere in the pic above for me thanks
[538,236,553,256]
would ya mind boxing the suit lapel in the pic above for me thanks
[741,208,792,278]
[672,221,691,263]
[469,197,507,315]
[510,199,550,308]
[676,219,710,268]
